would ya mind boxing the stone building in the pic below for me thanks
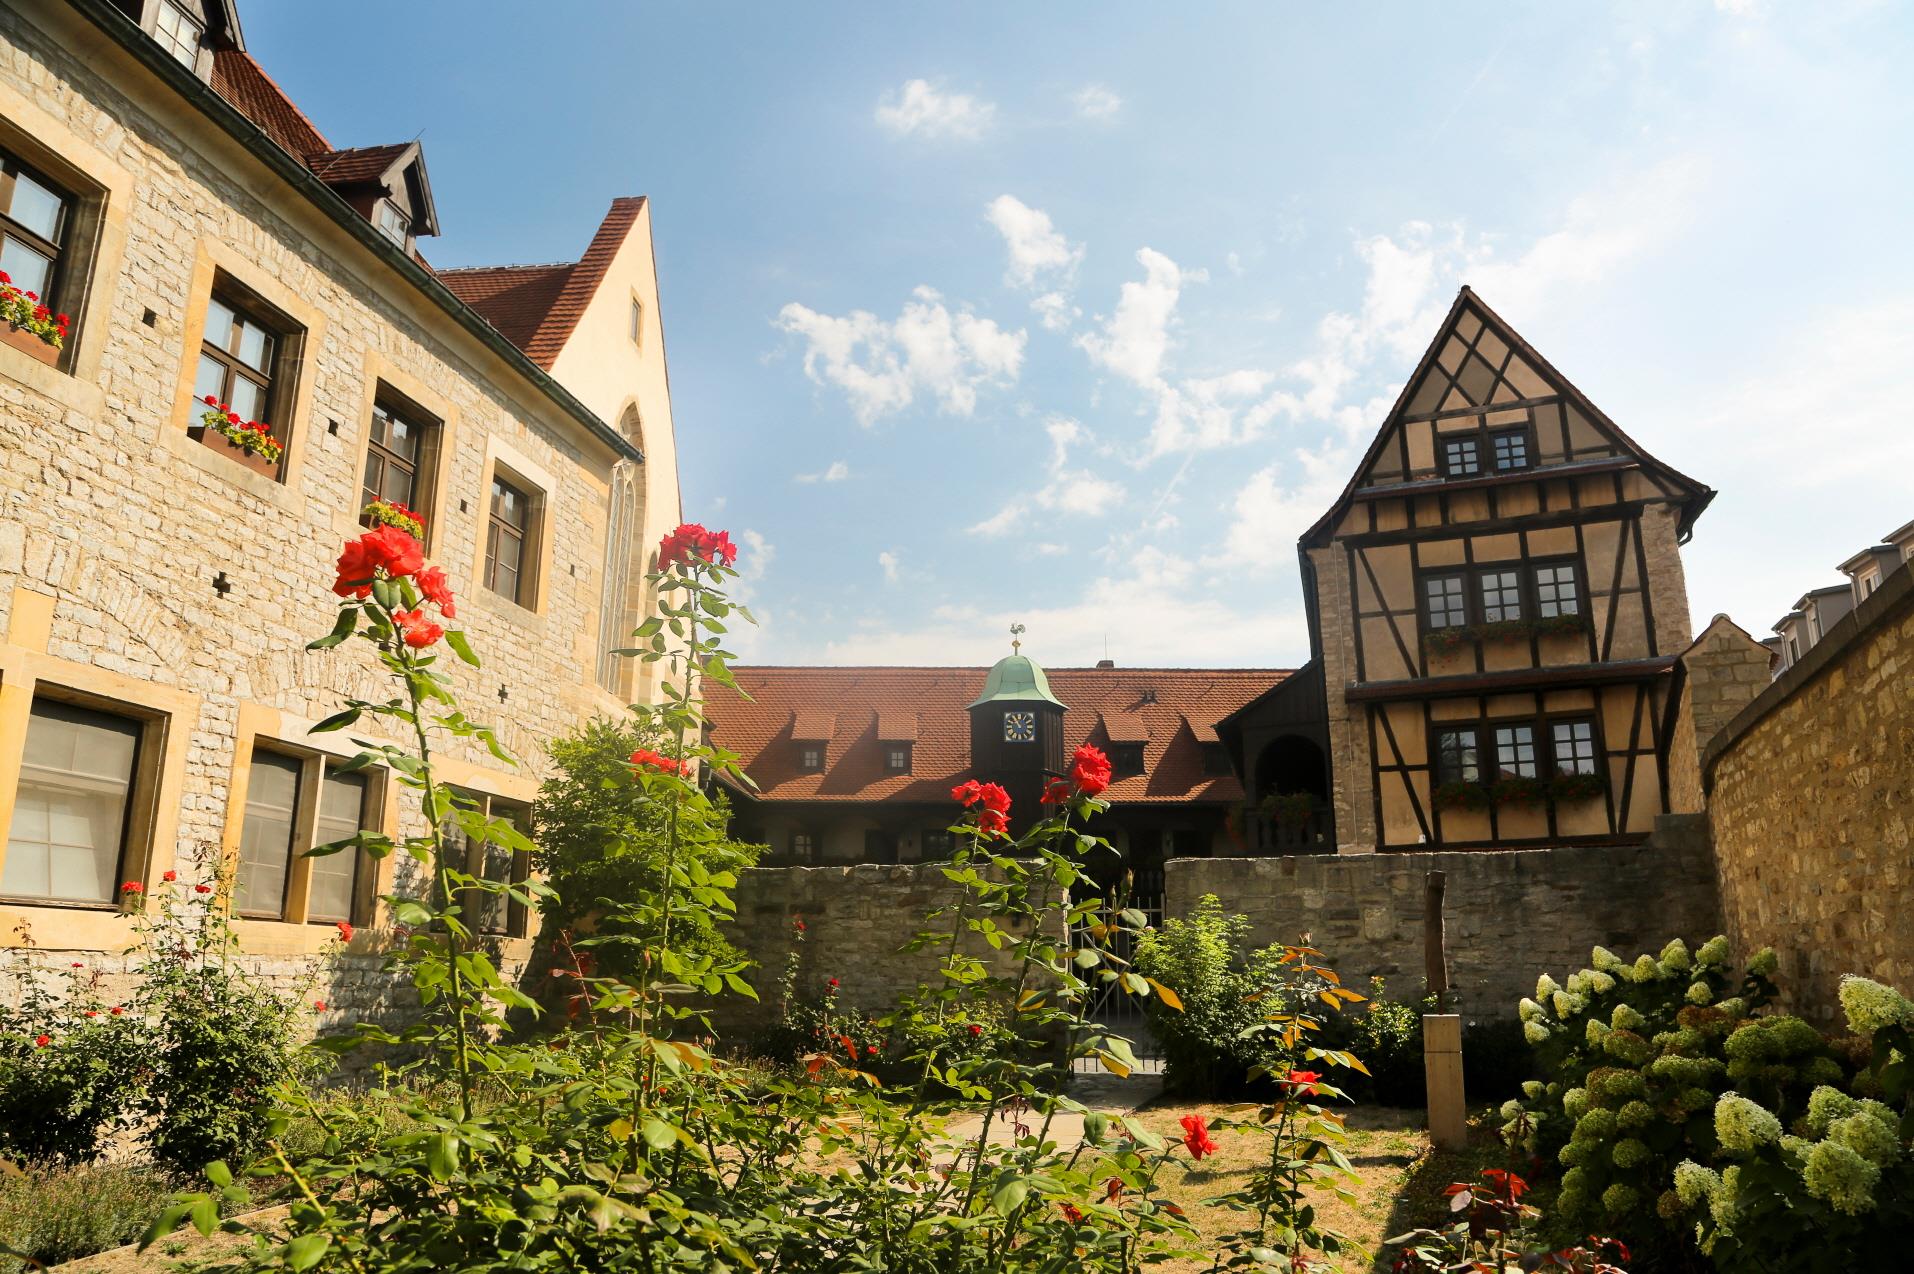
[0,0,679,977]
[1233,286,1716,853]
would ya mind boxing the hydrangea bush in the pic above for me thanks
[1664,975,1914,1273]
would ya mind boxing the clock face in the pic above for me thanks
[1003,710,1036,743]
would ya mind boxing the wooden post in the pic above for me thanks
[1421,870,1465,1148]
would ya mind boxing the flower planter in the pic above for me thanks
[0,321,61,367]
[188,423,281,479]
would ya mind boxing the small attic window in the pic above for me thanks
[1109,743,1145,778]
[1202,742,1231,776]
[629,297,645,349]
[153,1,202,70]
[374,200,409,247]
[798,744,825,772]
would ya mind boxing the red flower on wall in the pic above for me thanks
[34,1034,50,1048]
[951,779,1012,835]
[193,883,211,894]
[1070,745,1113,798]
[161,870,177,882]
[657,522,738,570]
[120,880,143,895]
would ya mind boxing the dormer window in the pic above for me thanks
[374,200,409,247]
[798,744,824,772]
[884,744,911,774]
[153,1,202,70]
[1439,436,1480,478]
[1109,743,1144,777]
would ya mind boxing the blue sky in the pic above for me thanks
[247,1,1914,668]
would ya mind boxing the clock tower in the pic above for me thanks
[967,627,1067,832]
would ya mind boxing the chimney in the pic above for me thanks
[1095,659,1115,669]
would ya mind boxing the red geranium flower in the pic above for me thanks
[333,525,424,598]
[1179,1114,1217,1160]
[657,522,739,570]
[34,1034,50,1048]
[1070,745,1113,798]
[84,1010,98,1018]
[629,748,691,777]
[967,1023,983,1038]
[336,921,353,943]
[193,883,211,894]
[415,565,456,618]
[120,880,143,894]
[109,1006,123,1016]
[313,1000,327,1012]
[161,870,177,882]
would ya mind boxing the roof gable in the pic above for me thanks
[1303,288,1713,545]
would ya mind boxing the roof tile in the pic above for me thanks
[210,47,330,159]
[437,264,572,351]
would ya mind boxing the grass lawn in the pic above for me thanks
[1119,1102,1510,1272]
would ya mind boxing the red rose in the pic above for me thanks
[657,522,739,570]
[977,808,1009,836]
[333,525,424,597]
[109,1006,123,1016]
[1179,1114,1217,1160]
[393,608,443,649]
[967,1023,983,1038]
[313,1000,327,1012]
[629,748,691,777]
[827,977,840,989]
[162,869,177,882]
[193,883,211,893]
[1278,1068,1323,1096]
[1070,745,1113,797]
[1040,778,1072,805]
[415,565,456,617]
[34,1034,49,1048]
[121,880,143,894]
[84,1010,98,1018]
[337,921,353,943]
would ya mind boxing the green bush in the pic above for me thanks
[1326,978,1432,1106]
[0,987,147,1165]
[532,716,761,979]
[0,1161,175,1272]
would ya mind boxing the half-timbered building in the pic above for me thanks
[1260,286,1714,852]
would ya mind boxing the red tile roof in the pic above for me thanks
[438,197,647,370]
[210,48,330,159]
[706,666,1288,806]
[436,264,572,351]
[306,144,412,185]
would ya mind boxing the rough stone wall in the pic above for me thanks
[1667,618,1773,815]
[713,864,1043,1040]
[1706,564,1914,1024]
[1310,543,1377,854]
[1163,821,1721,1018]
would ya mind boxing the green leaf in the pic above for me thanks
[309,706,360,733]
[307,606,358,651]
[990,1175,1029,1216]
[391,900,434,927]
[204,1160,233,1188]
[285,1234,331,1271]
[189,1197,218,1236]
[640,1118,677,1150]
[444,629,481,667]
[425,1133,459,1180]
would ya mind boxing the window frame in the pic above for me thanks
[1432,420,1538,481]
[151,0,204,69]
[1108,742,1145,778]
[1433,712,1604,791]
[373,199,409,247]
[441,789,532,940]
[1489,427,1531,473]
[790,830,819,863]
[482,469,541,608]
[231,739,383,926]
[1437,434,1481,478]
[629,295,645,349]
[883,743,912,774]
[1417,556,1587,635]
[0,147,72,311]
[797,742,825,772]
[192,275,303,477]
[0,691,157,911]
[361,387,441,539]
[1432,725,1481,787]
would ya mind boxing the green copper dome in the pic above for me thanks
[968,654,1067,710]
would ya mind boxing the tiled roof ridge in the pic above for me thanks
[437,263,576,275]
[520,195,648,369]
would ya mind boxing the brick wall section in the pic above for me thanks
[1163,821,1721,1018]
[714,864,1043,1039]
[1705,559,1914,1024]
[1667,617,1774,815]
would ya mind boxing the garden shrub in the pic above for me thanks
[143,520,1382,1272]
[0,1161,176,1272]
[1663,975,1914,1273]
[0,962,146,1165]
[1326,977,1432,1106]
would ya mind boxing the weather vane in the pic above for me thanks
[1010,622,1025,654]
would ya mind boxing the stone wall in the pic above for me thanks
[1164,819,1721,1018]
[1667,617,1774,815]
[1705,559,1914,1024]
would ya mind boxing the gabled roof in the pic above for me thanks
[306,141,440,237]
[210,47,329,158]
[1301,287,1715,548]
[439,197,647,370]
[705,666,1287,806]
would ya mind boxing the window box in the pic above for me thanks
[1259,790,1315,829]
[0,309,63,365]
[1421,613,1591,654]
[1432,780,1491,812]
[191,399,282,478]
[361,497,425,539]
[1489,775,1551,808]
[1549,771,1607,803]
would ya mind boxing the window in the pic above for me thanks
[798,744,824,772]
[1533,563,1580,618]
[629,298,644,348]
[153,1,203,68]
[1493,724,1539,779]
[1,699,142,905]
[0,148,71,307]
[483,474,535,605]
[1551,720,1599,776]
[1440,436,1480,477]
[233,747,378,923]
[471,799,529,938]
[1860,570,1880,597]
[1433,727,1480,786]
[361,394,437,525]
[1478,569,1523,623]
[1423,574,1468,629]
[374,200,408,246]
[1785,635,1800,663]
[922,830,955,858]
[884,744,911,774]
[1202,742,1232,776]
[791,831,818,862]
[1491,430,1530,472]
[193,289,281,434]
[1109,743,1145,778]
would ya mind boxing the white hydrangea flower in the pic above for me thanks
[1712,1165,1742,1229]
[1611,1137,1650,1168]
[1839,975,1914,1038]
[1629,953,1661,983]
[1523,1018,1550,1045]
[1804,1085,1857,1137]
[1619,1099,1653,1128]
[1659,938,1692,971]
[1673,1159,1721,1208]
[1498,1098,1523,1121]
[1601,1182,1639,1215]
[1586,1017,1611,1045]
[1716,996,1748,1019]
[1697,935,1732,967]
[1586,970,1616,995]
[1537,972,1562,1000]
[1591,946,1624,973]
[1611,1002,1647,1032]
[1803,1138,1881,1215]
[1829,1111,1902,1167]
[1522,1080,1545,1100]
[1552,989,1586,1019]
[1563,1086,1590,1119]
[1566,970,1589,996]
[1518,997,1545,1022]
[1686,980,1714,1006]
[1715,1092,1783,1153]
[1747,947,1779,977]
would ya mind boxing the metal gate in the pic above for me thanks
[1070,859,1164,1075]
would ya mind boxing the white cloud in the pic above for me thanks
[725,529,776,661]
[1071,84,1122,121]
[775,287,1026,425]
[1076,247,1204,388]
[1215,443,1356,576]
[968,501,1026,539]
[1031,291,1080,331]
[878,550,901,583]
[795,460,850,484]
[875,79,995,140]
[985,195,1085,290]
[1037,472,1126,517]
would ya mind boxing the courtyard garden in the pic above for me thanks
[2,523,1910,1272]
